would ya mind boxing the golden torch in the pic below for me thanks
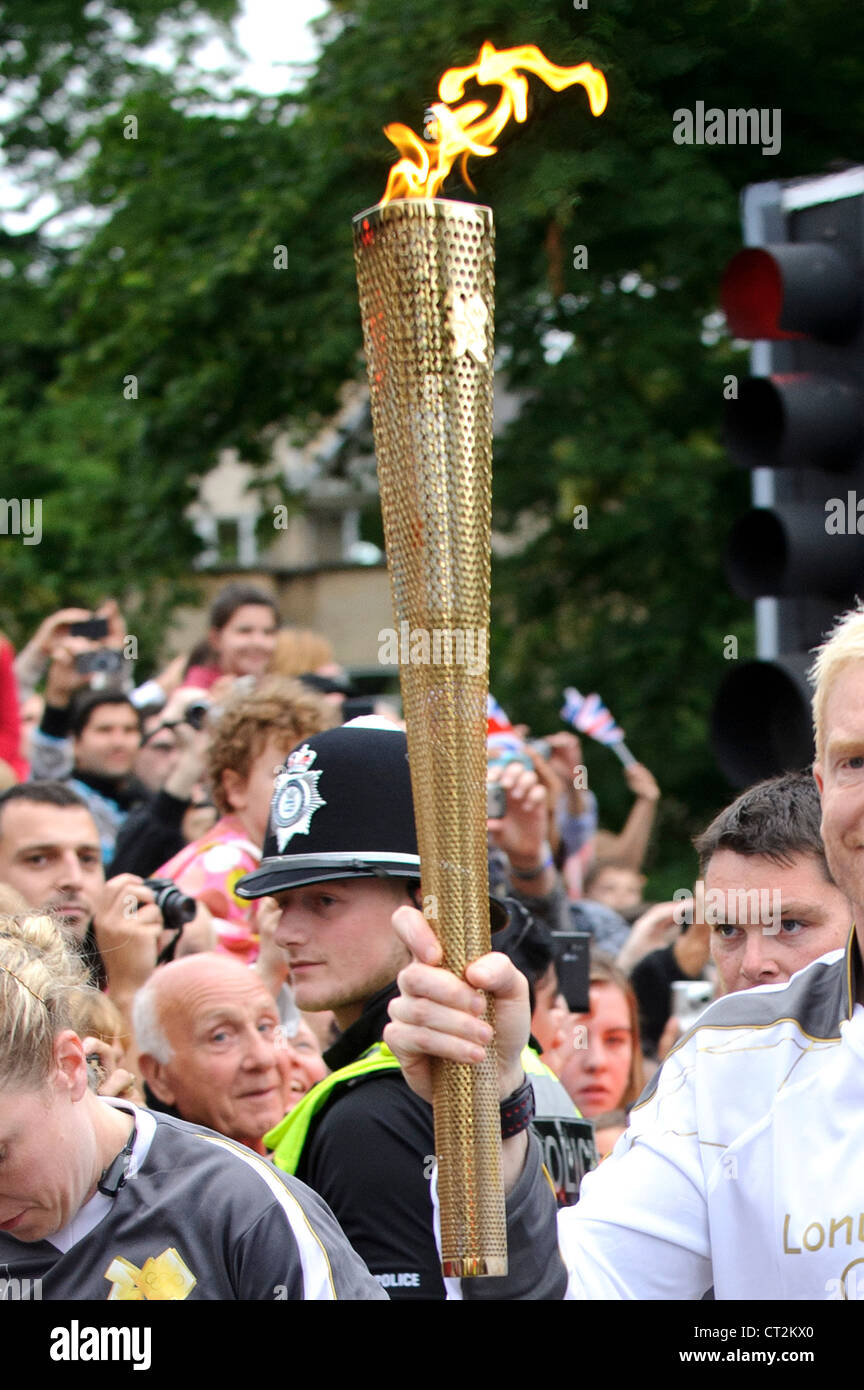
[353,41,607,1277]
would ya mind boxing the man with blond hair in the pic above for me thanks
[385,601,864,1300]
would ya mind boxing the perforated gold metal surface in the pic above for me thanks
[353,197,507,1276]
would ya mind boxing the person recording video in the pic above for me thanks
[0,782,213,1067]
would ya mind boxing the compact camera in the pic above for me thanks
[75,649,125,676]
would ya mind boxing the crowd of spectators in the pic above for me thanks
[0,581,854,1301]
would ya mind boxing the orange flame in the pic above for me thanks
[381,41,608,205]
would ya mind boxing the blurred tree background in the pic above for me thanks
[2,0,864,891]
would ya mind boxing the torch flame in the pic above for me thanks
[381,41,608,204]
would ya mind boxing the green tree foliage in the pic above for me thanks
[0,0,242,649]
[2,0,864,882]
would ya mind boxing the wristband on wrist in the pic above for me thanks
[500,1075,534,1140]
[509,843,554,880]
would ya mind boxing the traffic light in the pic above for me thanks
[712,168,864,786]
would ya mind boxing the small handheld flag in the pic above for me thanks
[561,687,637,767]
[486,694,525,759]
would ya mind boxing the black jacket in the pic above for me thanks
[295,982,445,1299]
[294,981,567,1301]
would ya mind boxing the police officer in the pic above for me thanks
[236,718,583,1299]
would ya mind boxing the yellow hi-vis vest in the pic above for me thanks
[264,1043,573,1176]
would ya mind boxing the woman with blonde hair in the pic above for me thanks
[0,911,386,1299]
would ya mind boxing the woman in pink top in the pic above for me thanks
[156,678,334,962]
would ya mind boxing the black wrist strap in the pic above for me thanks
[500,1076,534,1140]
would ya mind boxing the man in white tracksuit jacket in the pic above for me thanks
[384,600,864,1300]
[547,941,858,1299]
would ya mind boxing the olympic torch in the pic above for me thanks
[353,41,607,1277]
[354,193,501,1275]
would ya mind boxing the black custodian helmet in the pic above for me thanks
[235,717,508,929]
[235,720,421,899]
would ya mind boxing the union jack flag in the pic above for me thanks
[487,694,524,758]
[487,694,513,734]
[561,687,625,745]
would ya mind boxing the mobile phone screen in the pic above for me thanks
[552,931,592,1013]
[69,617,109,640]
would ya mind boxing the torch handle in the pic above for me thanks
[433,1010,505,1279]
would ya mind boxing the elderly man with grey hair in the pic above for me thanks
[134,953,326,1155]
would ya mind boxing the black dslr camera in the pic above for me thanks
[142,878,197,964]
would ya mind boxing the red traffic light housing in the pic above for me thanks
[713,170,864,786]
[720,243,860,343]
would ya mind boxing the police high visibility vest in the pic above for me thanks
[522,1046,582,1119]
[266,1041,398,1174]
[265,1043,578,1176]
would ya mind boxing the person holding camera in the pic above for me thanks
[109,689,215,878]
[130,584,280,714]
[13,602,127,702]
[0,782,214,1070]
[27,620,148,862]
[542,952,645,1120]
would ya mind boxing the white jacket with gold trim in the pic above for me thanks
[555,939,860,1299]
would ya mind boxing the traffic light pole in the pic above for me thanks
[713,165,864,785]
[741,179,784,662]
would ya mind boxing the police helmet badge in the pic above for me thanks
[271,744,326,852]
